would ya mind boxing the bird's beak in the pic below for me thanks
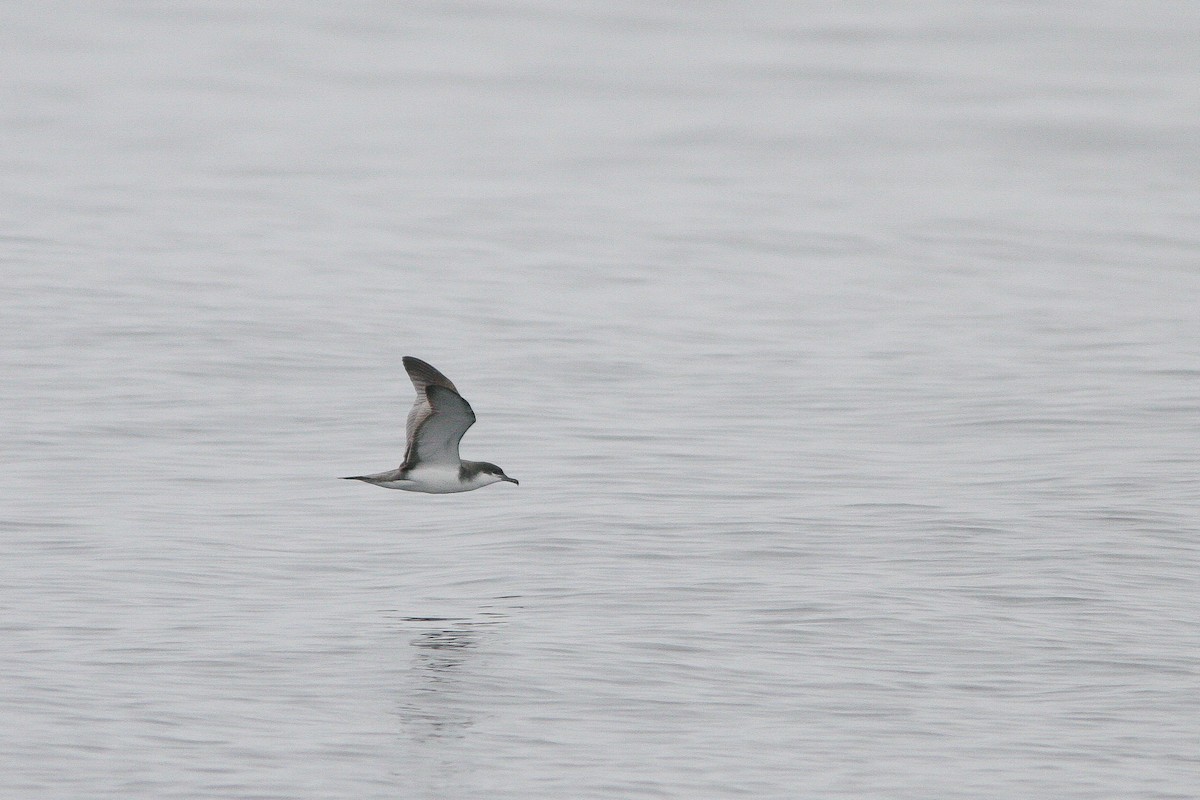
[503,476,519,485]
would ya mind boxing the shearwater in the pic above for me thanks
[342,357,518,493]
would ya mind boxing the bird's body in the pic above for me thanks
[343,357,517,494]
[350,462,511,494]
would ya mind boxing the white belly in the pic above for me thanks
[377,465,494,494]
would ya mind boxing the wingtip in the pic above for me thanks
[403,356,459,392]
[402,355,435,374]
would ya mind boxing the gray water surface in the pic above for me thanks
[3,3,1199,798]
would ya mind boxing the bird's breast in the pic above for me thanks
[394,464,477,493]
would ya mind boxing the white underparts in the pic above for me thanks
[377,465,504,494]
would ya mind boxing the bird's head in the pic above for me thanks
[477,462,519,486]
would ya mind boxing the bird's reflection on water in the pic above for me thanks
[390,611,507,742]
[413,627,475,679]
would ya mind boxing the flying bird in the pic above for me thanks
[343,357,518,493]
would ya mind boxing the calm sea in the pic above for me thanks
[2,3,1198,798]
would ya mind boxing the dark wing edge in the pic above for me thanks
[404,384,476,467]
[402,356,459,394]
[399,357,460,468]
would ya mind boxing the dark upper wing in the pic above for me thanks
[403,357,458,395]
[406,384,476,467]
[401,357,460,464]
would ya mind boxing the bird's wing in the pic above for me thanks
[401,357,460,463]
[407,384,476,467]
